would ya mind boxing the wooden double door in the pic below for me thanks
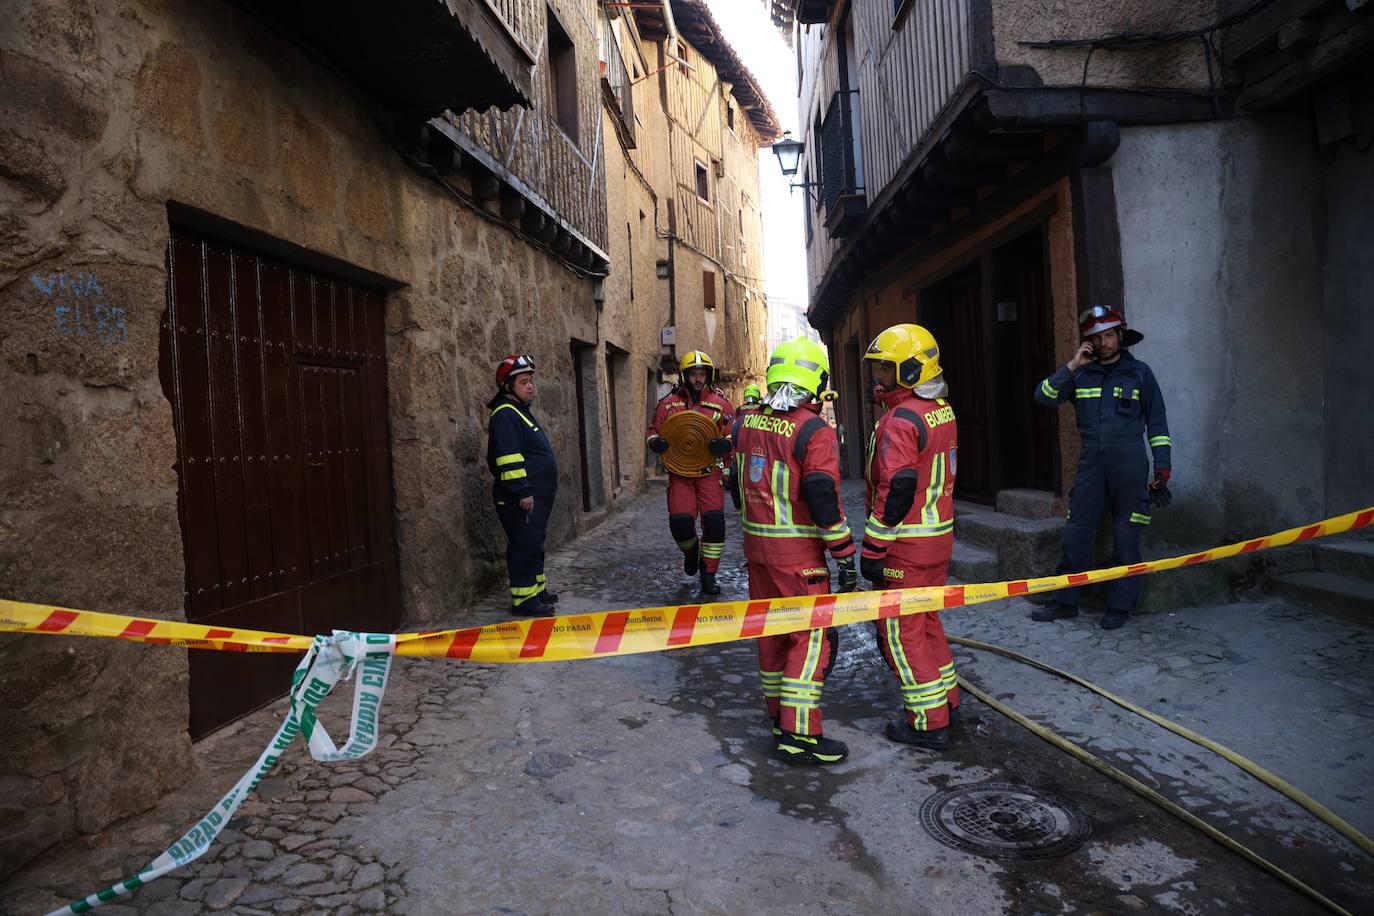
[918,225,1057,504]
[161,228,400,738]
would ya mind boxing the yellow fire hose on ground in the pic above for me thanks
[951,636,1369,916]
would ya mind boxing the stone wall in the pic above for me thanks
[991,0,1222,90]
[1110,118,1327,544]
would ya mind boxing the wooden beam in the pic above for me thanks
[1222,0,1328,64]
[983,88,1231,127]
[1239,12,1374,111]
[1071,168,1125,312]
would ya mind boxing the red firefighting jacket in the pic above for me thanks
[735,401,855,568]
[646,386,735,454]
[863,387,958,567]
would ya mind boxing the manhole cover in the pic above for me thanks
[920,782,1091,860]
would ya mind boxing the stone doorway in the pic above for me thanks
[161,226,401,739]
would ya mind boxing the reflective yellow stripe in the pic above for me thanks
[1075,387,1102,399]
[491,403,536,428]
[511,584,541,598]
[1149,435,1172,447]
[1111,386,1139,400]
[866,517,952,540]
[923,453,945,526]
[743,521,832,538]
[501,469,528,481]
[495,453,524,466]
[1130,512,1152,525]
[799,631,824,682]
[1040,378,1058,398]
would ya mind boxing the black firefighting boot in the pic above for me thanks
[1030,603,1078,622]
[539,590,559,605]
[885,720,951,750]
[683,544,700,576]
[775,731,849,766]
[699,570,720,596]
[770,717,782,738]
[512,596,548,618]
[1100,609,1129,630]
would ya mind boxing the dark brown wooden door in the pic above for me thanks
[921,262,993,503]
[992,227,1058,493]
[162,229,400,738]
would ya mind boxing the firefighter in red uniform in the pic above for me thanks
[735,337,857,765]
[860,324,961,750]
[646,351,735,595]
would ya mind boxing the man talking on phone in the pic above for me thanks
[1031,306,1172,630]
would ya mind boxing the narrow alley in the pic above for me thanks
[4,484,1371,915]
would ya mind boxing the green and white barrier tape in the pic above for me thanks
[50,632,395,915]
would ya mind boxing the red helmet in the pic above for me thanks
[1079,305,1144,346]
[1079,305,1125,338]
[495,354,537,387]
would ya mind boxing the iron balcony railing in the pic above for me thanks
[599,8,636,145]
[820,89,861,212]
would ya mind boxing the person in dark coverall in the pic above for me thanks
[1032,306,1172,630]
[487,354,559,617]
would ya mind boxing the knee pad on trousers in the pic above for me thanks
[701,510,726,542]
[668,514,697,543]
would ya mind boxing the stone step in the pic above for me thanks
[949,540,999,584]
[1269,571,1374,623]
[994,488,1058,520]
[1314,539,1374,581]
[953,502,1064,579]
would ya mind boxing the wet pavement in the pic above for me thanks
[4,481,1373,915]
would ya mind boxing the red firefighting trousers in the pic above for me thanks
[875,559,959,731]
[667,469,726,573]
[749,562,836,736]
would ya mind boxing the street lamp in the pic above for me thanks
[770,131,818,201]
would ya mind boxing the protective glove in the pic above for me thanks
[648,436,669,454]
[1150,467,1171,489]
[1150,484,1172,509]
[836,556,858,593]
[861,554,886,585]
[708,438,731,456]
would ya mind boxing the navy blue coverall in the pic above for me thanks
[1034,352,1171,613]
[486,394,558,610]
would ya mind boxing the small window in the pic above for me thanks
[703,269,716,309]
[694,159,710,200]
[738,208,745,233]
[548,8,578,142]
[727,103,736,131]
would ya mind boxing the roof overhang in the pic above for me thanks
[242,0,535,116]
[806,74,1233,332]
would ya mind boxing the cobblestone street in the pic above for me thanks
[3,483,1372,915]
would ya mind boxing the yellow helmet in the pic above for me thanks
[766,337,830,397]
[864,323,941,389]
[678,350,715,385]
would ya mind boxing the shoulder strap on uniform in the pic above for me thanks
[791,415,830,463]
[491,401,536,429]
[891,406,928,452]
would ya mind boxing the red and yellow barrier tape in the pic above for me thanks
[4,506,1370,660]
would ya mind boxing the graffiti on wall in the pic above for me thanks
[32,271,129,345]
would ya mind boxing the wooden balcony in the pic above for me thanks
[819,90,865,237]
[242,0,535,116]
